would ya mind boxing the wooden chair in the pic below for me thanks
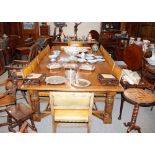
[36,45,50,63]
[118,56,155,120]
[122,88,155,133]
[5,43,40,78]
[99,45,115,71]
[122,43,143,71]
[94,46,122,106]
[0,78,17,127]
[89,30,99,41]
[19,121,37,133]
[49,92,94,133]
[6,103,37,132]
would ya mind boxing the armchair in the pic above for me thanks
[5,43,40,78]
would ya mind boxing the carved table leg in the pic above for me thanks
[124,103,141,133]
[103,92,116,124]
[28,90,41,122]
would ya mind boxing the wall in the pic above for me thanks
[47,22,101,38]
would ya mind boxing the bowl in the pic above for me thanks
[64,47,80,57]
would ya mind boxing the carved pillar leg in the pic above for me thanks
[124,103,141,133]
[104,92,116,124]
[28,90,41,122]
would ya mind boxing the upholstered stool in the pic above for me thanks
[6,103,37,132]
[123,88,155,133]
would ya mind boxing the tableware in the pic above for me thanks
[137,37,141,42]
[59,57,70,63]
[65,69,77,84]
[79,64,95,71]
[49,54,58,59]
[86,54,94,57]
[47,63,62,69]
[87,59,96,63]
[53,50,61,56]
[92,44,99,52]
[72,78,91,87]
[64,46,80,57]
[26,73,42,79]
[78,58,86,63]
[86,56,94,60]
[95,58,105,62]
[63,63,78,69]
[94,55,103,59]
[50,58,56,62]
[45,76,66,84]
[129,37,135,45]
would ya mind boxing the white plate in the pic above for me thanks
[45,76,66,84]
[63,63,78,69]
[95,58,105,62]
[72,79,91,87]
[47,63,62,69]
[86,54,94,57]
[78,58,87,63]
[79,64,95,71]
[94,55,103,59]
[87,59,96,63]
[86,56,94,60]
[49,55,58,59]
[53,50,61,56]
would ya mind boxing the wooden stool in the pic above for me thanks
[6,103,37,133]
[123,88,155,133]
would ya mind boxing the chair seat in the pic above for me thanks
[120,78,146,89]
[54,109,89,122]
[6,104,34,121]
[16,47,30,55]
[0,95,15,106]
[124,88,155,105]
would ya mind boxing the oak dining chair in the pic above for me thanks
[49,92,94,133]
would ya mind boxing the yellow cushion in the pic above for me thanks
[54,109,89,122]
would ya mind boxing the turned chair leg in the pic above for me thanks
[124,103,141,133]
[118,93,125,120]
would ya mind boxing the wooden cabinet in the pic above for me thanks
[125,22,155,42]
[0,49,5,75]
[22,22,39,40]
[40,25,50,36]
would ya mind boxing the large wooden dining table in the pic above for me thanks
[20,46,124,123]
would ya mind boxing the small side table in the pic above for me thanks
[6,103,37,132]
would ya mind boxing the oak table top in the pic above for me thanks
[20,46,124,124]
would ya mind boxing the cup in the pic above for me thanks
[137,37,141,42]
[65,69,77,84]
[129,37,135,45]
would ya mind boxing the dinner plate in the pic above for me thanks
[79,64,95,71]
[95,58,105,62]
[78,58,87,63]
[87,59,96,63]
[47,63,62,69]
[85,56,94,60]
[49,54,58,59]
[45,76,66,84]
[86,54,94,57]
[72,79,91,87]
[63,63,78,69]
[94,55,103,59]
